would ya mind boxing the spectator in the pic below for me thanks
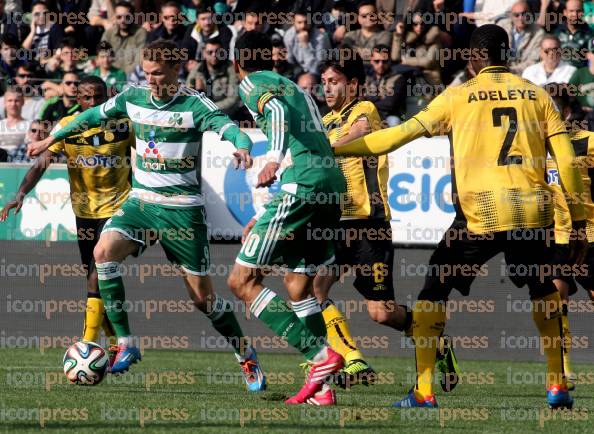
[186,37,240,118]
[343,1,391,64]
[555,0,593,68]
[229,8,269,61]
[183,4,233,71]
[392,11,442,85]
[463,0,516,26]
[272,37,300,83]
[324,0,352,46]
[0,87,30,157]
[365,44,405,125]
[376,0,396,30]
[146,1,188,47]
[569,39,594,109]
[0,0,28,43]
[101,1,147,75]
[127,63,146,85]
[297,71,328,116]
[44,37,86,81]
[0,33,22,95]
[497,1,544,75]
[9,119,46,162]
[52,0,93,42]
[522,35,577,86]
[88,0,115,32]
[38,71,81,130]
[283,8,331,76]
[21,0,64,60]
[538,0,565,32]
[91,41,126,94]
[0,62,45,120]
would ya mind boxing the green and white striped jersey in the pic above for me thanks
[239,71,345,202]
[98,84,248,207]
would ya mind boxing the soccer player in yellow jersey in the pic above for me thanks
[334,25,588,409]
[0,77,133,363]
[544,83,594,391]
[315,48,460,392]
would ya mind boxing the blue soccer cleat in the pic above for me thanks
[392,388,438,408]
[237,346,266,392]
[547,384,573,409]
[110,345,141,375]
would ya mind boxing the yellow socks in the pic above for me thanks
[321,301,364,364]
[413,300,446,398]
[532,292,566,388]
[83,296,105,342]
[561,305,572,375]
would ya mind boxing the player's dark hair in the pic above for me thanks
[234,31,273,72]
[79,75,107,92]
[320,46,365,87]
[469,24,509,66]
[31,0,48,8]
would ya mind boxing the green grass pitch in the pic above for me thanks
[0,348,593,433]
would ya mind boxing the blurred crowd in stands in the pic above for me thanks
[1,0,594,162]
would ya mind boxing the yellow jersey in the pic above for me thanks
[412,66,570,234]
[323,99,390,220]
[48,115,133,219]
[548,129,594,244]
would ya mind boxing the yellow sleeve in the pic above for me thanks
[47,140,65,154]
[334,117,427,156]
[349,101,383,131]
[47,116,72,154]
[410,88,451,136]
[549,132,586,222]
[543,92,567,140]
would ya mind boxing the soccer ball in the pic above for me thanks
[63,341,109,385]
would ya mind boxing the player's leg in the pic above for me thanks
[156,203,266,391]
[229,193,344,403]
[393,222,497,408]
[79,217,118,364]
[93,198,152,373]
[506,228,572,409]
[551,243,577,390]
[575,242,594,302]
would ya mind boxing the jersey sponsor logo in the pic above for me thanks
[547,168,560,185]
[126,102,195,129]
[75,154,120,168]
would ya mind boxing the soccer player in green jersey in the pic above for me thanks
[226,31,347,405]
[27,40,267,391]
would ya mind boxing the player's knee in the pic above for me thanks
[368,307,391,325]
[93,242,112,264]
[227,267,254,298]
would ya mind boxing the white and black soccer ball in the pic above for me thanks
[63,341,109,385]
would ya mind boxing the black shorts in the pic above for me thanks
[76,216,108,277]
[419,220,557,301]
[552,243,594,292]
[333,219,394,301]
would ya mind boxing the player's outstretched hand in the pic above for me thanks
[0,196,24,222]
[233,149,253,170]
[256,162,279,188]
[569,220,588,265]
[242,218,257,243]
[27,136,54,157]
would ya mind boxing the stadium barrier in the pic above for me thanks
[0,130,454,244]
